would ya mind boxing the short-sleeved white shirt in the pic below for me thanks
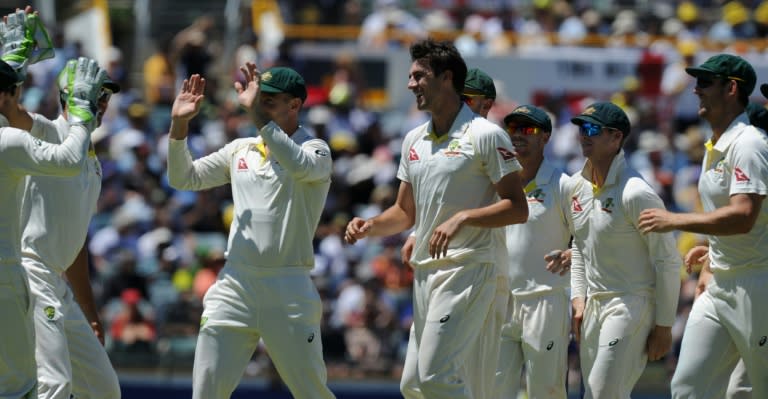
[20,115,102,273]
[699,113,768,271]
[506,160,570,294]
[397,104,522,268]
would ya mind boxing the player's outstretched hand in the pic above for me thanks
[171,74,205,123]
[0,6,54,73]
[234,61,260,111]
[62,57,106,131]
[345,217,371,245]
[683,245,709,274]
[545,249,571,276]
[646,325,672,361]
[638,208,678,234]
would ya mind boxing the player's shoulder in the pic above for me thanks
[469,116,506,137]
[735,125,768,152]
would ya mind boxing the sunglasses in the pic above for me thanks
[579,122,610,137]
[507,125,541,136]
[696,75,745,89]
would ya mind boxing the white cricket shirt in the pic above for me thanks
[699,113,768,272]
[0,119,90,265]
[398,104,522,268]
[506,160,571,294]
[566,151,680,326]
[20,115,102,273]
[168,122,331,269]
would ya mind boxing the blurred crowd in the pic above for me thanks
[15,0,768,388]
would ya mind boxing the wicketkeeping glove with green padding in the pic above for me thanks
[0,9,54,76]
[59,57,107,131]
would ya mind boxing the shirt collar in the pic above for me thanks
[580,149,626,187]
[424,103,475,142]
[712,112,750,152]
[534,159,557,186]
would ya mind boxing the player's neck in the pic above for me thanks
[519,155,543,183]
[430,98,462,137]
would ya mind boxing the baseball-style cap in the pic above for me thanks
[463,68,496,99]
[685,53,756,95]
[746,102,768,131]
[0,60,22,90]
[503,104,552,132]
[760,83,768,99]
[571,101,631,135]
[259,66,307,101]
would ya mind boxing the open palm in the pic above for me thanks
[171,74,205,122]
[234,62,260,110]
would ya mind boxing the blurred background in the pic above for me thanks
[4,0,768,397]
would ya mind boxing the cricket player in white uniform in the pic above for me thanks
[567,102,680,399]
[19,69,121,399]
[0,56,106,398]
[494,105,572,399]
[167,65,335,399]
[638,54,768,398]
[345,39,528,399]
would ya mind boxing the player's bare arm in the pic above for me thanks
[684,245,709,274]
[401,234,415,268]
[571,297,585,344]
[65,246,104,345]
[646,325,673,361]
[638,193,764,235]
[695,258,713,299]
[428,171,527,258]
[345,181,415,244]
[169,74,205,140]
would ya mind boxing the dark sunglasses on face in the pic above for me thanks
[579,122,604,137]
[507,125,541,136]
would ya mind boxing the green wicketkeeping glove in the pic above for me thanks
[60,57,107,131]
[0,9,54,75]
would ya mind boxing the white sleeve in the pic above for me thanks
[258,122,331,183]
[167,138,232,190]
[0,124,88,177]
[625,178,681,326]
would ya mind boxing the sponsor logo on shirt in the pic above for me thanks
[734,167,750,182]
[601,197,615,213]
[572,196,583,212]
[315,149,329,157]
[308,332,315,343]
[408,147,420,161]
[237,157,248,170]
[439,315,450,323]
[527,188,545,203]
[496,147,515,161]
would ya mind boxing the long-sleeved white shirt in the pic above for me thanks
[0,117,90,265]
[565,151,680,326]
[167,122,331,269]
[506,160,571,294]
[699,113,768,272]
[19,115,102,273]
[398,104,522,268]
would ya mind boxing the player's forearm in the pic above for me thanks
[65,246,101,324]
[456,198,528,228]
[654,264,680,327]
[367,206,414,238]
[669,205,759,235]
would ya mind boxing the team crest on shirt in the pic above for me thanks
[734,167,750,183]
[408,147,420,161]
[572,196,583,212]
[237,157,248,171]
[200,316,208,327]
[43,306,55,321]
[601,197,615,213]
[527,188,545,203]
[443,139,462,157]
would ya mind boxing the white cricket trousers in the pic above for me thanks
[24,258,120,399]
[0,264,36,399]
[495,289,570,399]
[400,262,503,399]
[580,294,653,399]
[192,265,335,399]
[671,268,768,398]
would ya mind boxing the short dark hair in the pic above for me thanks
[409,39,467,95]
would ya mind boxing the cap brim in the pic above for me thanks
[685,66,717,77]
[571,115,603,127]
[260,83,283,94]
[761,83,768,99]
[504,113,542,127]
